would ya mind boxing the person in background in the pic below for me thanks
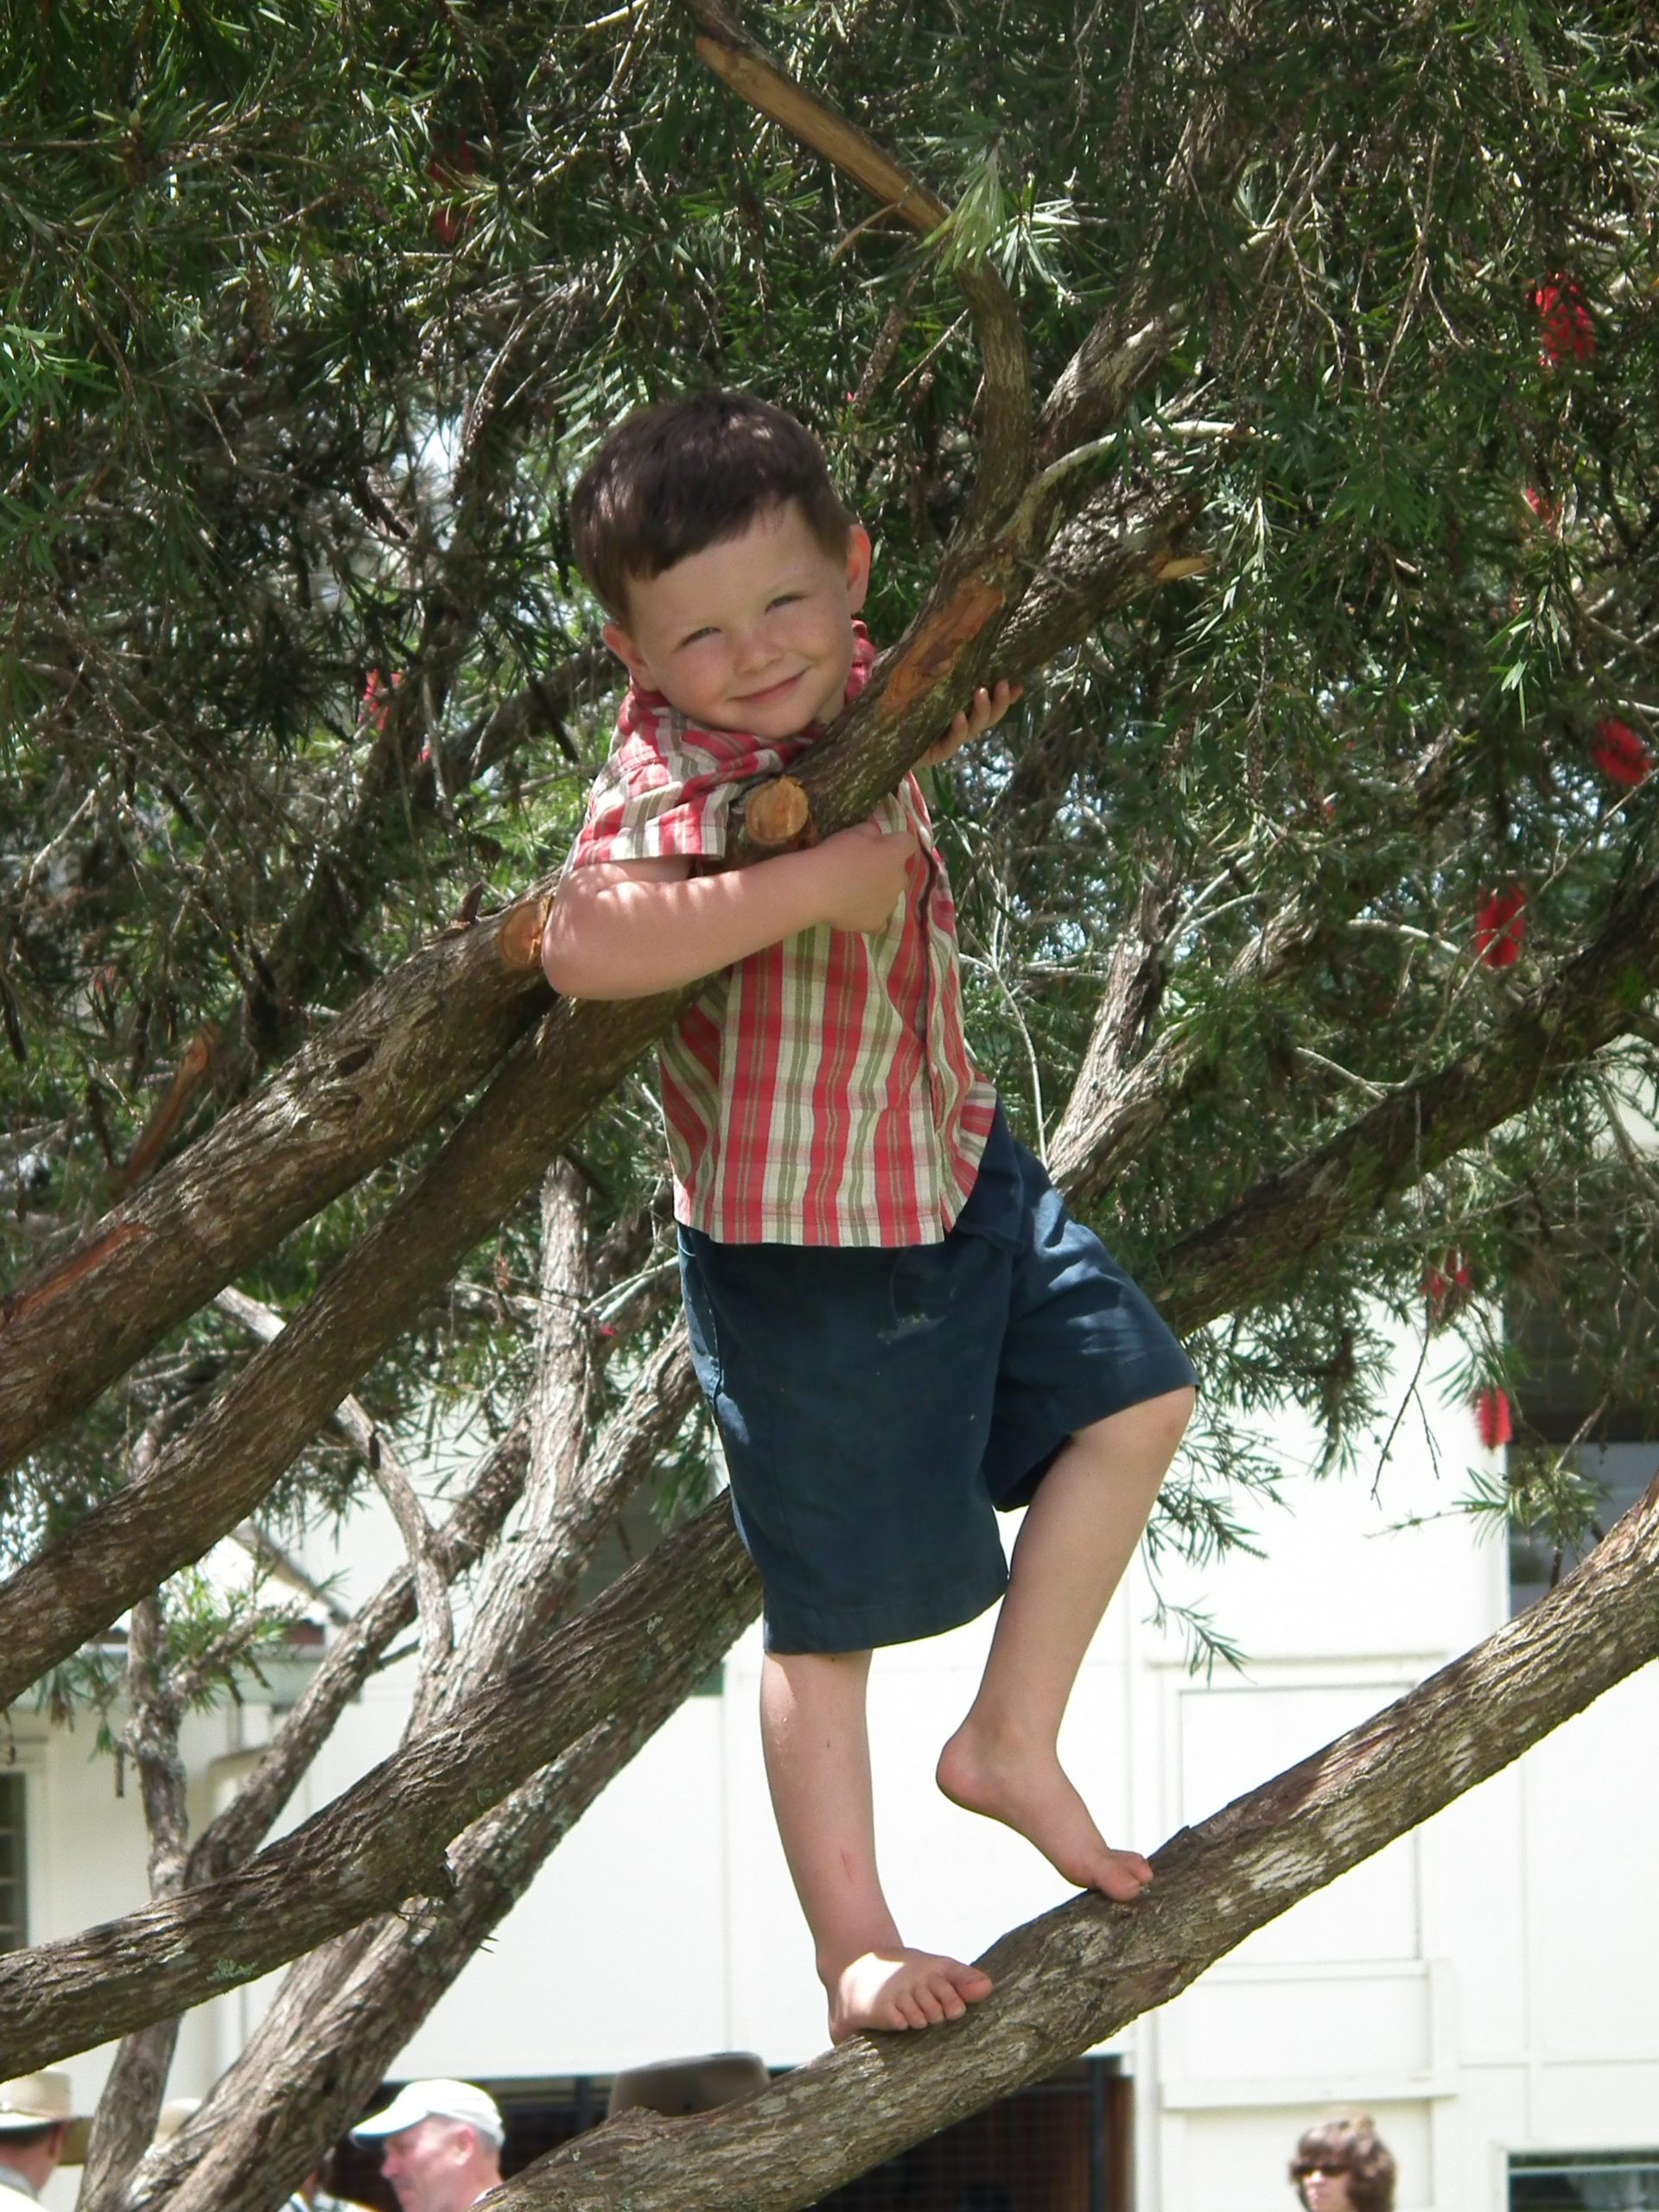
[0,2075,89,2202]
[352,2081,505,2212]
[1290,2114,1397,2212]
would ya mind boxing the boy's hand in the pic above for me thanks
[918,678,1022,769]
[816,819,918,934]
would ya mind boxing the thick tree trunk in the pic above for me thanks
[484,1476,1659,2212]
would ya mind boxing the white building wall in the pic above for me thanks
[17,1340,1659,2212]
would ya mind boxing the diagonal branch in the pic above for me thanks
[1154,861,1659,1332]
[187,1416,531,1890]
[682,0,1030,542]
[214,1285,454,1675]
[0,897,552,1480]
[480,1474,1659,2212]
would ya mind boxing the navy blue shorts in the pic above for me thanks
[677,1105,1196,1654]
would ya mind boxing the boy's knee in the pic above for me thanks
[1100,1386,1193,1458]
[1150,1384,1197,1449]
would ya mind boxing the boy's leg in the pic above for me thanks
[760,1645,995,2042]
[937,1387,1194,1898]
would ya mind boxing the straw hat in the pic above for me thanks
[606,2053,768,2120]
[0,2074,92,2164]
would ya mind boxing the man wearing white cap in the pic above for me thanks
[352,2081,504,2212]
[0,2075,89,2202]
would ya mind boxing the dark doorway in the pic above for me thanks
[333,2059,1129,2212]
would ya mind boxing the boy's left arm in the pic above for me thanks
[917,678,1022,769]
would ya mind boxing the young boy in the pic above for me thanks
[543,391,1196,2044]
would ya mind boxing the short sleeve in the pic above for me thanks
[567,690,753,872]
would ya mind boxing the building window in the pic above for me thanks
[0,1774,24,1951]
[1508,1442,1657,1614]
[1510,2151,1659,2208]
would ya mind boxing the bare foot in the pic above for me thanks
[937,1724,1153,1901]
[826,1948,995,2043]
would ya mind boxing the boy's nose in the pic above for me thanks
[732,626,778,673]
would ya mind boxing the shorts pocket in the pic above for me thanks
[677,1235,725,1399]
[884,1241,961,1338]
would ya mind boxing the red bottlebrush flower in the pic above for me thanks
[428,137,478,246]
[1522,486,1559,530]
[1474,884,1527,969]
[1473,1387,1513,1450]
[1592,716,1651,789]
[1531,276,1595,365]
[1425,1253,1473,1325]
[359,669,401,734]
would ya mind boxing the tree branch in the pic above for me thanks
[478,1474,1659,2212]
[0,899,553,1479]
[682,0,1031,544]
[1154,860,1659,1333]
[186,1416,531,1889]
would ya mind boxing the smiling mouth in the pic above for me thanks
[735,671,804,705]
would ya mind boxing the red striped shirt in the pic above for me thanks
[568,627,996,1245]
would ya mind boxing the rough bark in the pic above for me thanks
[0,901,551,1478]
[480,1475,1659,2212]
[0,1473,755,2075]
[75,1592,189,2212]
[139,1629,734,2212]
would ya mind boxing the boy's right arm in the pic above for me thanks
[540,819,918,1001]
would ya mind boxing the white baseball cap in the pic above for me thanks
[352,2081,504,2148]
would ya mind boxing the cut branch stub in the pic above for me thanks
[498,892,556,974]
[736,776,813,855]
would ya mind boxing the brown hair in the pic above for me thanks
[570,391,854,619]
[1290,2117,1396,2212]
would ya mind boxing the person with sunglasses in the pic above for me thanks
[1289,2114,1397,2212]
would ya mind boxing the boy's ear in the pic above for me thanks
[601,620,651,685]
[844,525,873,613]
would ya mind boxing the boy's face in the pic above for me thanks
[602,500,872,741]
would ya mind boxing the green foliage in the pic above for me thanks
[3,0,1658,1681]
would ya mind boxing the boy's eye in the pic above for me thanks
[678,626,716,648]
[767,594,802,612]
